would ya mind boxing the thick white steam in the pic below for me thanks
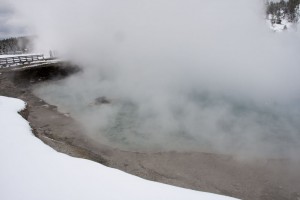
[8,0,300,158]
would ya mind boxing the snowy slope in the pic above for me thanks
[0,96,239,200]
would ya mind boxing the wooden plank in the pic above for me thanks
[13,58,20,63]
[20,57,27,62]
[38,55,45,60]
[7,58,14,64]
[26,57,33,62]
[33,55,39,61]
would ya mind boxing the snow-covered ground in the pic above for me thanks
[267,17,294,32]
[0,96,238,200]
[267,7,300,32]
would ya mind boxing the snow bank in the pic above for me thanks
[0,96,238,200]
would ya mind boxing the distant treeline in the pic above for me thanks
[0,36,34,55]
[266,0,300,23]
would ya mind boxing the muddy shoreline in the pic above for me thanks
[1,64,300,200]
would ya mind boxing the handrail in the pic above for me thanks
[0,54,45,68]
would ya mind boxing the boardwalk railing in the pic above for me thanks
[0,54,45,68]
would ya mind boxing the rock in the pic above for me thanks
[94,96,110,105]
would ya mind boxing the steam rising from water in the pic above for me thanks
[9,0,300,158]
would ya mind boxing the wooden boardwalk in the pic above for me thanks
[0,54,46,68]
